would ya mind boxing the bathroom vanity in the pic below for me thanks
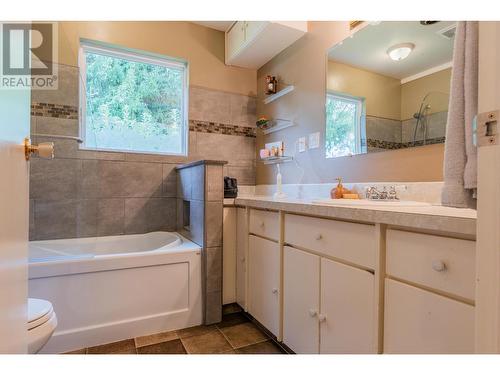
[224,196,476,354]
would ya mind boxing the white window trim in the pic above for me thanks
[326,91,365,156]
[78,39,189,156]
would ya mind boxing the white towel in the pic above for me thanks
[442,21,478,208]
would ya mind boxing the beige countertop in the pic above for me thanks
[232,195,477,237]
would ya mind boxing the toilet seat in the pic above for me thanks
[27,298,58,354]
[28,298,54,330]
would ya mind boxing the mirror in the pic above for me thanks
[325,21,456,158]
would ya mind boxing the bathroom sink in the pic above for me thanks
[312,199,431,208]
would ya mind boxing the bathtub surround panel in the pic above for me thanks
[176,160,226,325]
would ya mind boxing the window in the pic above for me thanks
[325,92,366,158]
[79,40,188,155]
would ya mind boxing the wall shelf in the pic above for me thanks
[261,118,295,135]
[259,155,294,165]
[263,85,295,104]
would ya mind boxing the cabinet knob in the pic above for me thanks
[309,309,318,317]
[315,233,323,240]
[432,260,446,272]
[271,288,278,294]
[318,314,327,323]
[260,221,265,228]
[240,257,245,263]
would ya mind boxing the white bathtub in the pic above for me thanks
[28,232,202,354]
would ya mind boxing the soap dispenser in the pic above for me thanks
[273,164,286,200]
[331,177,345,199]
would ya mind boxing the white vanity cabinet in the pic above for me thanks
[283,246,320,353]
[320,258,375,353]
[248,234,280,337]
[283,246,375,354]
[384,229,476,353]
[235,207,247,308]
[384,279,474,354]
[284,213,376,269]
[282,214,377,354]
[237,204,476,354]
[222,207,237,304]
[225,21,308,68]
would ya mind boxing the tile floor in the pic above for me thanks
[64,311,287,355]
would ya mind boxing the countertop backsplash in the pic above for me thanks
[240,182,444,205]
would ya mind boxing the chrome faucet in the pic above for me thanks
[365,185,399,200]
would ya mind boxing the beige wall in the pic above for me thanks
[57,21,256,96]
[327,62,451,122]
[327,60,401,120]
[401,68,451,120]
[256,21,444,184]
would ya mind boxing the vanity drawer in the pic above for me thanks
[384,278,474,354]
[386,229,475,301]
[284,214,376,269]
[249,209,280,241]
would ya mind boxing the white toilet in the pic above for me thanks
[28,298,58,354]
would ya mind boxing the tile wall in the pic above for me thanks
[29,64,257,240]
[176,160,226,324]
[366,112,447,152]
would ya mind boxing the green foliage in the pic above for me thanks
[325,94,357,157]
[84,52,185,153]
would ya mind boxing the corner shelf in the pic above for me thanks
[261,118,295,135]
[263,85,295,105]
[259,155,294,165]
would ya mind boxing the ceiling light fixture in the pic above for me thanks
[387,43,415,61]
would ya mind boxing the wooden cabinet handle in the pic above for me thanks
[315,233,323,240]
[272,288,278,294]
[318,314,327,323]
[309,309,318,317]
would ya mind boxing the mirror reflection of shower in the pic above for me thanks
[412,91,449,146]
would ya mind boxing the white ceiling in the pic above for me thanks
[328,21,456,80]
[191,21,234,32]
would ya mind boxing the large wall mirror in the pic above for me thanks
[325,21,456,158]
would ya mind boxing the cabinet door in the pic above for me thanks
[248,235,280,337]
[244,21,269,44]
[226,21,246,61]
[222,207,237,304]
[320,258,375,354]
[283,246,320,353]
[384,279,474,354]
[236,208,247,308]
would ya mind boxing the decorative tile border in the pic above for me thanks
[367,137,445,150]
[31,102,257,138]
[189,120,256,138]
[366,139,402,150]
[31,102,78,120]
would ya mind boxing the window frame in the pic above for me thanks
[78,39,189,156]
[325,91,366,157]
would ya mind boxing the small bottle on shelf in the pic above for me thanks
[265,75,277,95]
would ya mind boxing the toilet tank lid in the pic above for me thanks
[28,298,53,323]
